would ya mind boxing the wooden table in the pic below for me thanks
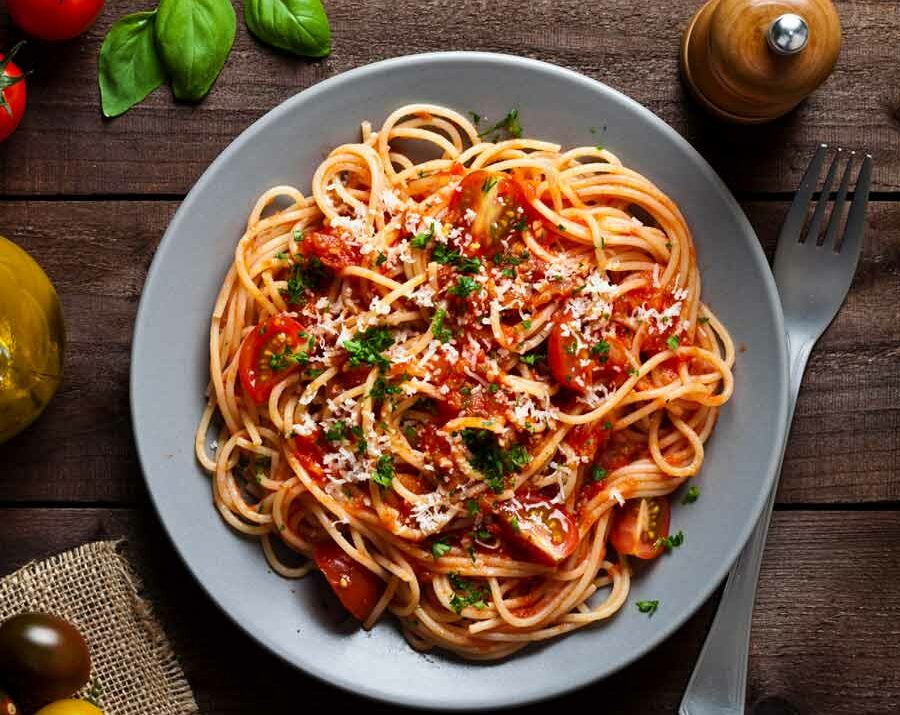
[1,1,898,712]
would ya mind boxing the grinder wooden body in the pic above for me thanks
[681,0,842,123]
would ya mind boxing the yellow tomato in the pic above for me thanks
[34,700,104,715]
[0,236,65,443]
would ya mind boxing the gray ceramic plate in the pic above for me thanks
[131,52,789,709]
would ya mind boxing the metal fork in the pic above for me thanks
[680,145,873,715]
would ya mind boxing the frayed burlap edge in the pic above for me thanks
[0,540,198,715]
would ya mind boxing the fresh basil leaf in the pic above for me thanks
[99,11,167,118]
[155,0,236,102]
[244,0,332,58]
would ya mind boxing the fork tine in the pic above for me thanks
[778,144,828,244]
[806,148,842,244]
[823,152,856,250]
[837,154,874,256]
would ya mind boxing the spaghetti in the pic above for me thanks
[195,103,734,659]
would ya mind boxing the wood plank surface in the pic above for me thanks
[0,0,898,197]
[1,508,897,714]
[1,200,896,504]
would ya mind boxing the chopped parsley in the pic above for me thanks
[448,276,480,298]
[431,308,453,343]
[482,176,499,193]
[431,540,452,559]
[465,499,480,517]
[468,111,482,125]
[488,383,499,393]
[520,351,545,367]
[375,252,387,266]
[343,326,394,371]
[457,256,482,274]
[285,255,331,304]
[667,335,681,351]
[461,429,530,494]
[369,376,402,400]
[636,600,659,616]
[698,316,710,325]
[350,425,367,455]
[591,340,610,362]
[655,530,685,552]
[411,221,435,249]
[628,367,640,377]
[477,109,523,141]
[324,420,347,442]
[682,486,700,504]
[448,573,488,613]
[432,242,461,265]
[591,465,607,482]
[492,249,530,267]
[292,229,305,243]
[268,347,309,371]
[557,223,567,232]
[509,516,521,532]
[371,454,394,488]
[522,319,533,330]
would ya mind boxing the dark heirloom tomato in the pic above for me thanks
[609,497,671,560]
[448,170,528,253]
[548,320,591,394]
[302,229,361,271]
[314,542,385,621]
[0,613,91,711]
[239,315,306,403]
[496,494,579,566]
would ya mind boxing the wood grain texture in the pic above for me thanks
[0,508,897,714]
[0,200,896,504]
[0,0,897,196]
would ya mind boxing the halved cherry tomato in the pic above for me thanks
[0,44,27,144]
[496,494,579,566]
[292,430,326,482]
[239,315,307,403]
[302,228,361,271]
[448,170,528,254]
[314,542,384,621]
[548,319,591,394]
[609,496,671,560]
[7,0,104,41]
[565,421,612,462]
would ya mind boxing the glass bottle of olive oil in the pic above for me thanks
[0,236,65,443]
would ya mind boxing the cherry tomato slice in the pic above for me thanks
[548,319,592,394]
[314,542,384,621]
[239,315,307,403]
[448,170,528,254]
[302,228,361,271]
[609,496,671,560]
[496,494,579,566]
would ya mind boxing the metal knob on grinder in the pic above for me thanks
[681,0,842,123]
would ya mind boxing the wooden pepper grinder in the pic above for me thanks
[681,0,842,123]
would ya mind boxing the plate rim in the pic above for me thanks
[130,50,790,710]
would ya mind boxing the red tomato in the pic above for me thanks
[448,170,528,254]
[496,494,579,566]
[239,315,307,403]
[565,421,612,462]
[0,43,27,144]
[609,497,671,560]
[7,0,104,41]
[302,228,361,271]
[292,430,326,482]
[548,320,591,394]
[314,542,384,621]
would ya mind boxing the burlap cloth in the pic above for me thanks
[0,540,198,714]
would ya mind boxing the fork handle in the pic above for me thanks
[679,334,813,715]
